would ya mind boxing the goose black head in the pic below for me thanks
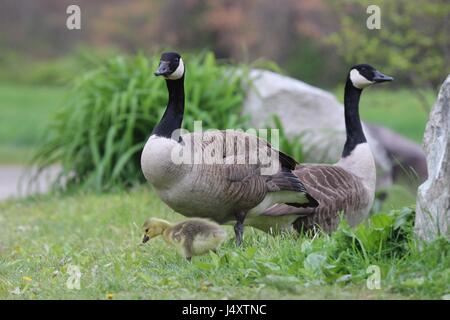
[349,64,393,89]
[154,52,184,80]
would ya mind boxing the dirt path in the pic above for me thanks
[0,165,60,201]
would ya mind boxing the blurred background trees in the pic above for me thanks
[0,0,448,88]
[328,0,450,106]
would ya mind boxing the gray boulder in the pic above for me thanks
[243,69,425,188]
[416,75,450,241]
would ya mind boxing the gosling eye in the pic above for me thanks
[145,228,149,233]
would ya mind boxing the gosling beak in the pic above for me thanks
[373,70,393,83]
[154,61,171,76]
[142,235,150,243]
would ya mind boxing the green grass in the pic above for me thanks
[0,85,65,163]
[0,188,448,300]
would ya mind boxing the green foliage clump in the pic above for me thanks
[32,52,249,191]
[196,207,421,285]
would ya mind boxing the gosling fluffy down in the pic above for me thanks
[142,218,227,260]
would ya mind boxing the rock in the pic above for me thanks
[415,75,450,241]
[242,69,420,188]
[244,69,348,162]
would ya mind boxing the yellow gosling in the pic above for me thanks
[142,218,227,261]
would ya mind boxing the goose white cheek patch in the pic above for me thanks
[350,69,373,89]
[166,58,184,80]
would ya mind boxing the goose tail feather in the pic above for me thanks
[270,169,319,208]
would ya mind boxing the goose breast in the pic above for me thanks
[141,130,294,223]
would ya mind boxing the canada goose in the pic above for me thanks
[260,64,393,233]
[141,52,318,245]
[142,218,227,260]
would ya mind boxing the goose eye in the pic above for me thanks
[145,228,149,233]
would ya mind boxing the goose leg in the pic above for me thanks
[234,211,246,246]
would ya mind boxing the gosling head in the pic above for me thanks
[142,218,171,243]
[349,64,393,89]
[154,52,184,80]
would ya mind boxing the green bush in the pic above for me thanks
[32,52,251,191]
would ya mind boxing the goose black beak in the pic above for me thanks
[154,61,171,76]
[142,235,150,243]
[373,70,393,83]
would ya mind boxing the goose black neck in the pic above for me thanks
[152,77,184,139]
[342,77,366,157]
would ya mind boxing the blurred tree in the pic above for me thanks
[90,0,163,52]
[327,0,450,106]
[0,0,345,86]
[202,0,344,85]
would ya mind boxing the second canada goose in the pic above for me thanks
[260,64,393,233]
[141,52,318,245]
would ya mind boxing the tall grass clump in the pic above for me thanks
[32,52,250,191]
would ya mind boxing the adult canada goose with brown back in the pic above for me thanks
[260,64,394,233]
[140,52,318,245]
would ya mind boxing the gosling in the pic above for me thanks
[142,218,227,261]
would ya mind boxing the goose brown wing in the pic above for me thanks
[261,164,368,231]
[187,130,316,209]
[187,130,298,169]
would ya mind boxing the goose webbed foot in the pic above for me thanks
[186,256,192,262]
